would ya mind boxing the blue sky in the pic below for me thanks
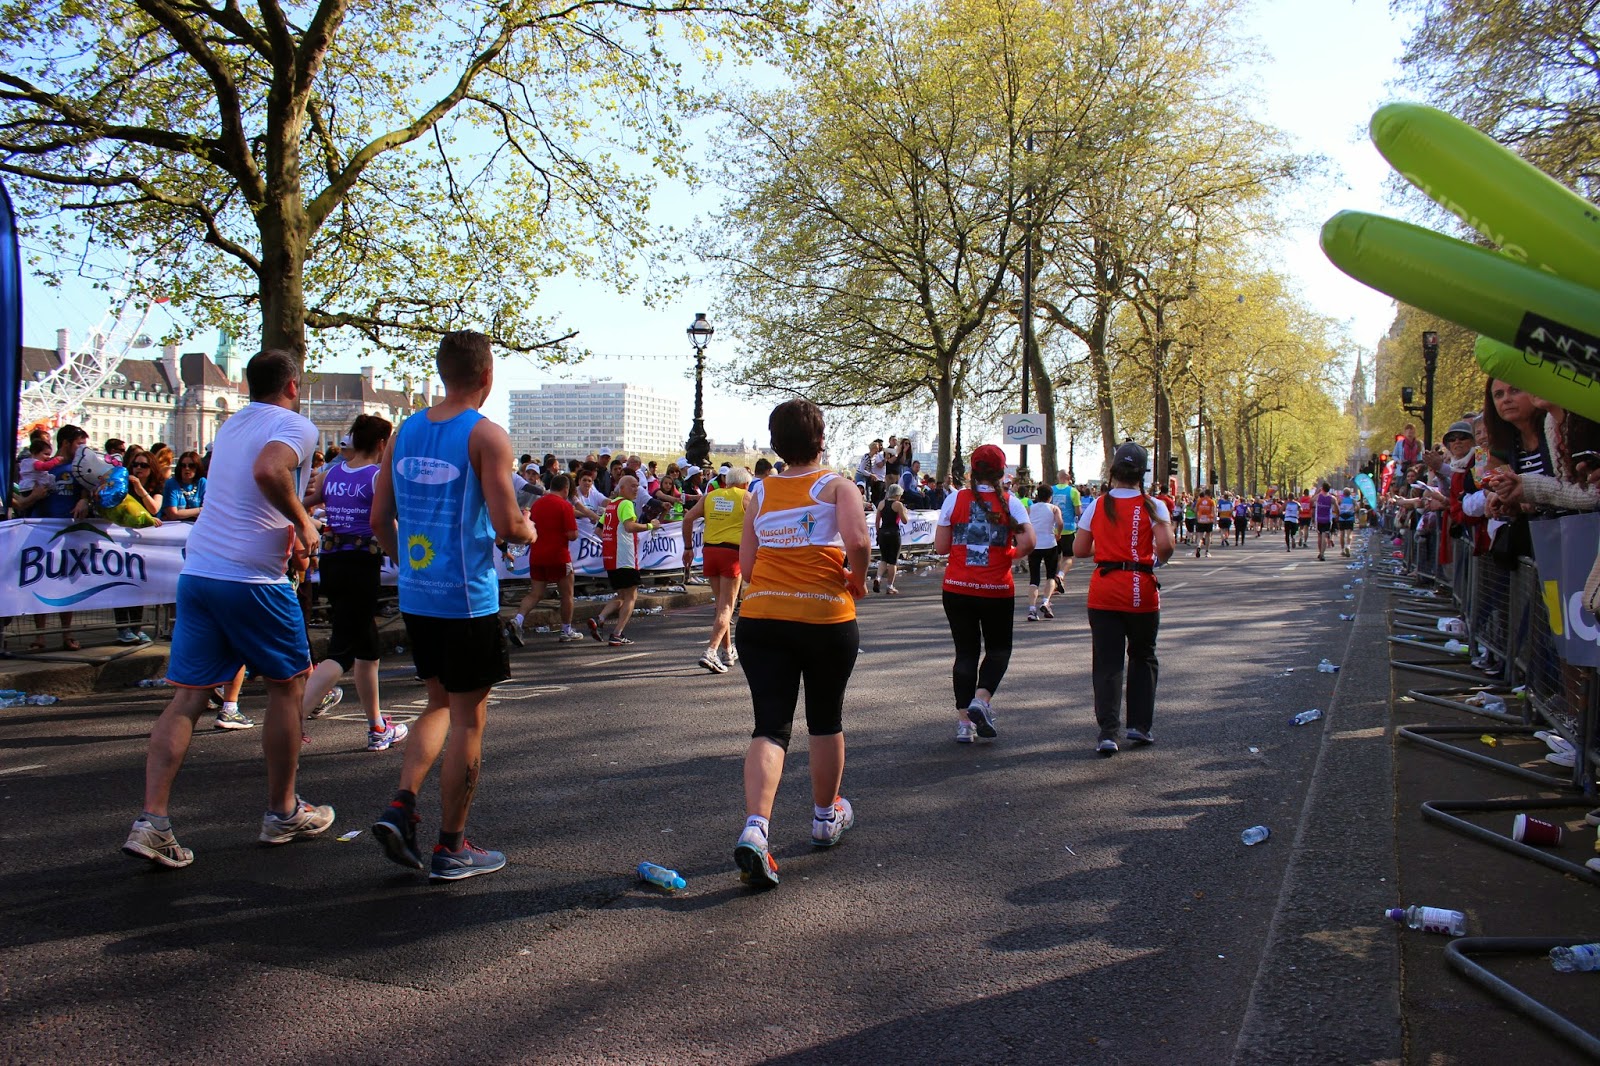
[16,0,1415,467]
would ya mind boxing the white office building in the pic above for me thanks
[508,380,683,459]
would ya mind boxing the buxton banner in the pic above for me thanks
[0,518,190,614]
[2,511,946,611]
[1527,512,1600,667]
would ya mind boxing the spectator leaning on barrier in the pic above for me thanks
[162,450,207,522]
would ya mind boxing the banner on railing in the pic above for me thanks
[0,518,189,614]
[1528,513,1600,667]
[2,510,946,611]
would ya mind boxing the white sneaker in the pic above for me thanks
[724,645,739,665]
[309,686,343,719]
[117,628,138,644]
[811,797,855,847]
[558,628,582,642]
[698,649,728,674]
[258,797,335,844]
[955,720,977,744]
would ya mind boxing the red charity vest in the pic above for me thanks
[1088,494,1160,613]
[942,488,1017,598]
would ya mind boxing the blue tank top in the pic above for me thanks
[390,410,497,618]
[322,462,378,539]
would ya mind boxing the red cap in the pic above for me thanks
[970,444,1006,477]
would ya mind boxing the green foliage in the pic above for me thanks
[0,0,801,365]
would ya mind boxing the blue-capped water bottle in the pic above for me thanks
[1550,943,1600,972]
[637,861,686,892]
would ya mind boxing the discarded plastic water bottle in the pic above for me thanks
[1291,709,1323,726]
[1317,659,1339,673]
[1482,696,1507,715]
[1342,583,1354,590]
[1386,905,1466,937]
[637,861,686,892]
[1550,944,1600,972]
[1241,826,1271,846]
[1436,616,1467,636]
[0,689,25,701]
[533,625,552,634]
[1339,614,1356,621]
[1443,639,1467,654]
[26,695,58,706]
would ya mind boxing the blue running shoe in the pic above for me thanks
[371,803,424,870]
[429,840,507,881]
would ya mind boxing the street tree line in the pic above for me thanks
[707,0,1356,486]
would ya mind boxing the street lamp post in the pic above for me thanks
[952,408,965,481]
[1421,329,1439,447]
[1194,383,1205,493]
[685,313,714,468]
[1067,420,1079,482]
[1019,134,1036,489]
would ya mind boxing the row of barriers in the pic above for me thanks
[1381,518,1599,1059]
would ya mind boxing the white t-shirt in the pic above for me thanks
[1028,501,1060,550]
[1078,488,1172,527]
[576,485,608,543]
[183,402,318,583]
[937,484,1031,528]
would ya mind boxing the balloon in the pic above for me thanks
[1320,211,1600,373]
[1370,102,1600,287]
[95,464,129,509]
[97,493,158,528]
[1474,334,1600,424]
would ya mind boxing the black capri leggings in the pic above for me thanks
[1028,547,1060,587]
[878,532,901,566]
[942,590,1015,708]
[319,549,382,670]
[735,616,859,750]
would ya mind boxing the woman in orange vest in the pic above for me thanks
[732,399,870,890]
[1072,443,1175,756]
[933,444,1036,743]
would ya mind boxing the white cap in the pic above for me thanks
[685,464,702,477]
[719,463,731,474]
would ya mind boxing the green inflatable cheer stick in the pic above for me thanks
[1475,334,1600,424]
[1320,210,1600,375]
[1371,102,1600,286]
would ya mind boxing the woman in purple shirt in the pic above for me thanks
[301,415,409,753]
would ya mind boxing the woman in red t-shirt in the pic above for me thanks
[1072,443,1175,756]
[933,444,1035,743]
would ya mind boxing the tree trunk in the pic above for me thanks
[1176,435,1192,493]
[1087,299,1116,480]
[1031,332,1058,482]
[935,369,954,482]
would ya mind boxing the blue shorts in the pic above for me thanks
[168,575,311,687]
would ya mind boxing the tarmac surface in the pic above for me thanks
[0,530,1591,1064]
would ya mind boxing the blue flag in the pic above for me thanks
[0,178,20,516]
[1354,472,1378,510]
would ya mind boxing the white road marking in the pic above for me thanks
[1202,568,1225,576]
[1163,582,1188,592]
[0,764,46,776]
[1280,563,1299,572]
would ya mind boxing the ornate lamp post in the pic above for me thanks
[1420,329,1438,447]
[685,312,714,467]
[1067,419,1079,482]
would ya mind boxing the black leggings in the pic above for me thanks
[1088,607,1160,738]
[1028,547,1060,587]
[736,616,859,750]
[942,590,1015,708]
[319,550,382,670]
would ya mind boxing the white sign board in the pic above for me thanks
[1002,414,1048,446]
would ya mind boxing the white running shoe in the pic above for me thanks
[123,818,194,868]
[725,645,739,665]
[258,797,335,844]
[699,649,728,673]
[309,686,343,719]
[955,720,977,744]
[811,797,855,847]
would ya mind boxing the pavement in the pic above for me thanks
[0,532,1592,1064]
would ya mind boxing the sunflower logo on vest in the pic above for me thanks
[406,533,436,571]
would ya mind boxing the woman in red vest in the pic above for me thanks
[933,444,1035,743]
[1072,443,1175,756]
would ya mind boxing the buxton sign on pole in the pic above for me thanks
[1002,414,1047,447]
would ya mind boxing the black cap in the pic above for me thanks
[1113,442,1148,473]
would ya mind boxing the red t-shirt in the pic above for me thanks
[527,493,577,566]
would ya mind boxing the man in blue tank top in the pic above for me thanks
[369,331,535,882]
[1050,470,1083,587]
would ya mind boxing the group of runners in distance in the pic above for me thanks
[1174,485,1366,560]
[119,335,1364,892]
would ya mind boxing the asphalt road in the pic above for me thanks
[0,530,1404,1065]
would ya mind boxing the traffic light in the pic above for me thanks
[1167,455,1179,476]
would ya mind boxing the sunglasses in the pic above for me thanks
[132,462,149,469]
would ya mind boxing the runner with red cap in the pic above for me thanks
[934,444,1035,743]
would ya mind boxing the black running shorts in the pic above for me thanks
[402,612,510,693]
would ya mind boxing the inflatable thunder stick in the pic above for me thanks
[1320,211,1600,374]
[1474,335,1600,425]
[1370,103,1600,287]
